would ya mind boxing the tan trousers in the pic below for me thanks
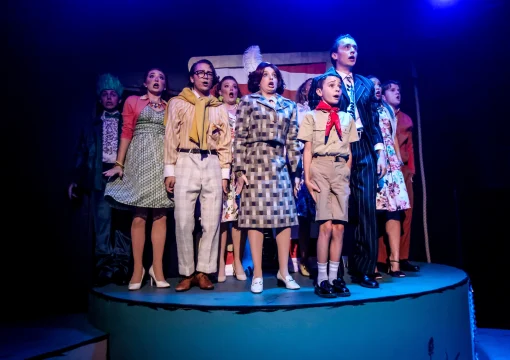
[174,153,222,276]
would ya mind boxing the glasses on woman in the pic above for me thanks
[194,70,214,79]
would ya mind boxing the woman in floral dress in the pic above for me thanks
[369,76,410,278]
[291,78,314,277]
[216,76,247,282]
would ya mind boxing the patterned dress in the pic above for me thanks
[375,105,411,212]
[105,106,174,210]
[234,93,301,229]
[221,108,239,223]
[294,102,316,219]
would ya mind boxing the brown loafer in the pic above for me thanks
[194,272,214,290]
[175,275,194,292]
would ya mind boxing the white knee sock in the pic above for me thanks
[328,261,340,285]
[317,262,328,285]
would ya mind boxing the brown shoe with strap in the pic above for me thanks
[175,275,194,292]
[194,272,214,290]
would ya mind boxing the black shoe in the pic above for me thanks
[371,272,383,280]
[400,259,420,272]
[387,260,406,278]
[351,273,379,288]
[314,280,337,298]
[331,277,351,297]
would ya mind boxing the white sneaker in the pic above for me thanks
[251,277,263,294]
[277,271,300,290]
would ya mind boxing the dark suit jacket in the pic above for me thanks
[337,69,383,160]
[72,114,123,191]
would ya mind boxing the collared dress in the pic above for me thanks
[233,93,301,229]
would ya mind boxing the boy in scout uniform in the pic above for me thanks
[298,71,359,298]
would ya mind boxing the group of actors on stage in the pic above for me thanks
[69,34,420,298]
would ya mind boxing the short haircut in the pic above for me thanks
[330,34,356,66]
[316,73,342,90]
[187,59,219,89]
[381,80,401,96]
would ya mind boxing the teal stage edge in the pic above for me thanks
[89,263,475,360]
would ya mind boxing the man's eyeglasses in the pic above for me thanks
[194,70,214,79]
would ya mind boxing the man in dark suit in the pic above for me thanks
[68,73,132,286]
[310,34,387,288]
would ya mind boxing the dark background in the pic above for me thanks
[7,0,509,329]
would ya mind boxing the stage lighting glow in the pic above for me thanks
[430,0,459,7]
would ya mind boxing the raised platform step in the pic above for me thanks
[1,313,107,360]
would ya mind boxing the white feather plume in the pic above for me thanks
[242,45,263,75]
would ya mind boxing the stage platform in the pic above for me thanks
[1,313,108,360]
[89,263,475,360]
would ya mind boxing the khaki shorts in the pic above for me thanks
[310,157,351,222]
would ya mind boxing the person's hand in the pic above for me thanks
[103,166,123,179]
[377,153,387,179]
[293,177,301,197]
[305,180,321,202]
[68,183,78,200]
[235,174,249,195]
[165,176,176,193]
[222,179,229,194]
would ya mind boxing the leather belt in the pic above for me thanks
[313,154,349,162]
[179,148,218,155]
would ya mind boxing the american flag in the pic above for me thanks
[189,51,330,101]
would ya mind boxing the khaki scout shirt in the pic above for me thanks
[297,110,359,156]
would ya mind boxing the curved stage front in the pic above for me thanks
[88,263,475,360]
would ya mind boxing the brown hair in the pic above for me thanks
[247,62,285,95]
[295,78,313,105]
[215,76,243,99]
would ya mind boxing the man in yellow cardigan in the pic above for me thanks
[164,59,232,292]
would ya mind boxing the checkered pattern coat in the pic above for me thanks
[233,93,301,228]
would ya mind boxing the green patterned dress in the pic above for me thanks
[105,105,174,210]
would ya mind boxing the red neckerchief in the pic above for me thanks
[315,100,342,141]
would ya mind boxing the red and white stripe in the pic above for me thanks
[216,62,326,101]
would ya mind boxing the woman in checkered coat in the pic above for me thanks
[234,62,302,293]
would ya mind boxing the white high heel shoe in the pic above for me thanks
[276,271,300,290]
[233,265,247,281]
[251,277,263,294]
[149,266,171,288]
[128,268,146,291]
